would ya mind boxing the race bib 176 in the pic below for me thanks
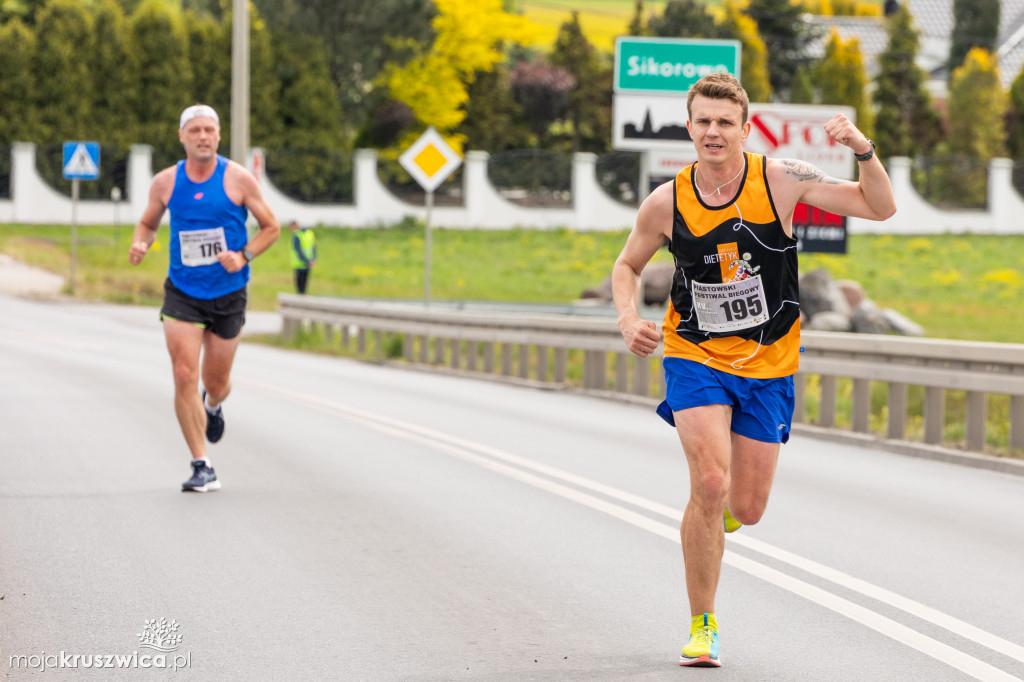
[179,227,227,267]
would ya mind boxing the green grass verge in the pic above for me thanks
[3,223,1021,344]
[800,234,1024,343]
[7,221,1015,456]
[0,221,668,311]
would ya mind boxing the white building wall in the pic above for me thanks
[11,142,124,225]
[848,156,990,235]
[3,142,1024,235]
[464,150,573,229]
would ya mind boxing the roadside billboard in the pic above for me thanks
[618,100,856,181]
[744,104,856,180]
[627,103,855,253]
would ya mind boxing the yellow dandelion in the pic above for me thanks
[907,238,933,254]
[981,268,1022,286]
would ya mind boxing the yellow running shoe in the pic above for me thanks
[679,612,721,667]
[724,508,742,533]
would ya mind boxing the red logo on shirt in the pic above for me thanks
[194,192,204,200]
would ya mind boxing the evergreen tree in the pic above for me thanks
[265,33,349,201]
[131,0,192,158]
[872,4,941,159]
[0,19,37,144]
[89,0,138,149]
[628,0,649,36]
[181,0,221,18]
[721,0,771,102]
[272,35,343,148]
[457,65,532,152]
[551,11,612,153]
[744,0,819,98]
[1006,67,1024,159]
[246,3,282,149]
[252,0,437,145]
[815,29,872,136]
[0,0,47,24]
[789,65,815,103]
[947,48,1006,159]
[509,56,576,148]
[184,9,229,127]
[648,0,722,39]
[32,0,94,142]
[939,48,1005,206]
[948,0,999,77]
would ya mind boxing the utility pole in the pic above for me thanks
[230,0,249,166]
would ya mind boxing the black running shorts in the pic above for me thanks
[159,278,247,340]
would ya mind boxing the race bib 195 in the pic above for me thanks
[179,227,227,267]
[692,274,769,333]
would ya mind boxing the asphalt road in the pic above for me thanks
[1,295,1022,681]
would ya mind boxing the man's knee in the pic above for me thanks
[691,468,729,509]
[728,490,771,525]
[203,375,231,401]
[171,360,199,390]
[729,503,766,526]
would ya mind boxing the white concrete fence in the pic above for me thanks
[3,142,1024,234]
[277,295,1024,476]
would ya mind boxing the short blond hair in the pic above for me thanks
[687,73,749,124]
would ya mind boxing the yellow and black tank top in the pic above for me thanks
[662,152,800,378]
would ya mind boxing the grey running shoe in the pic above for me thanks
[181,459,221,492]
[201,390,225,443]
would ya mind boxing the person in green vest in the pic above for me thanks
[289,220,317,294]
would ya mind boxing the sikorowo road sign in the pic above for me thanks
[62,142,100,180]
[614,37,740,94]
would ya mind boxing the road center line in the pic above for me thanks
[248,380,1020,680]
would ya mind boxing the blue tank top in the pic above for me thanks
[167,155,249,299]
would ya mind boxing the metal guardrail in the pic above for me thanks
[278,295,1024,469]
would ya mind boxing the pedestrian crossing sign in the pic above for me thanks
[62,142,101,180]
[399,127,461,193]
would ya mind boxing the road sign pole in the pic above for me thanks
[397,127,461,309]
[424,190,434,307]
[639,151,650,201]
[70,179,79,294]
[62,141,100,295]
[231,0,250,165]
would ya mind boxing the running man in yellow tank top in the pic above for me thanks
[612,73,896,667]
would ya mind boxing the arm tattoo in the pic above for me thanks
[783,160,841,185]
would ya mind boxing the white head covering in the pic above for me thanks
[179,104,220,129]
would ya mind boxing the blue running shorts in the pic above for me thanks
[657,357,795,444]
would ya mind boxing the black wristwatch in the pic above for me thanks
[854,140,875,162]
[242,247,255,262]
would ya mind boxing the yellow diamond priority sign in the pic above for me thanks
[399,127,462,193]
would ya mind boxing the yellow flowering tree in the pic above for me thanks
[382,0,540,152]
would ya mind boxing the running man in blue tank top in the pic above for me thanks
[129,104,280,493]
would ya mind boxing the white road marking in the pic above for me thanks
[0,328,107,353]
[248,379,1022,681]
